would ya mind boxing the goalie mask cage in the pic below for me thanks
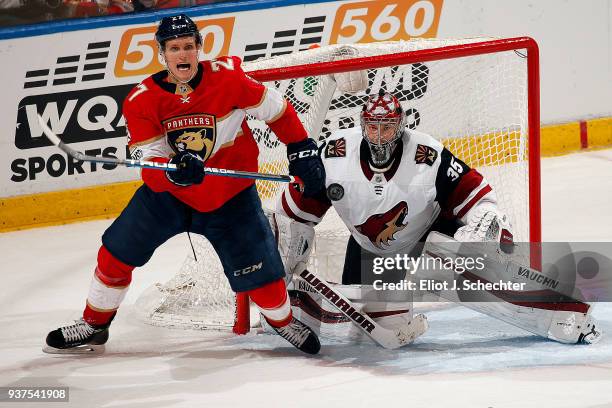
[134,37,540,335]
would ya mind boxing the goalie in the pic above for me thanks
[275,89,601,346]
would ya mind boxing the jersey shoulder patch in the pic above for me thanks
[414,144,438,166]
[324,137,346,158]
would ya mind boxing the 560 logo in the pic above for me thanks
[331,0,443,44]
[115,17,234,78]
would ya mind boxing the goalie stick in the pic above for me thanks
[297,269,427,349]
[37,114,302,184]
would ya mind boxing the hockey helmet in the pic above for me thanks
[360,89,406,167]
[155,14,202,50]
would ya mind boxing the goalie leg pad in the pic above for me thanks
[266,210,315,281]
[271,274,426,346]
[284,290,427,346]
[422,232,602,344]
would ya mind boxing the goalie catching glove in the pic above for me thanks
[454,204,514,252]
[166,151,204,186]
[287,138,325,197]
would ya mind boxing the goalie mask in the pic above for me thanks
[360,90,407,167]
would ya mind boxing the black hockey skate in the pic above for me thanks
[271,317,321,355]
[43,318,111,354]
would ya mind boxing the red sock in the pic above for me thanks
[247,279,292,328]
[83,304,116,327]
[83,245,134,326]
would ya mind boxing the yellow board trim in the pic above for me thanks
[0,181,142,232]
[587,117,612,149]
[1,117,611,233]
[540,122,581,157]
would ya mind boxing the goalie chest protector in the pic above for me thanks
[322,128,444,256]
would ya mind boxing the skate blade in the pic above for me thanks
[43,344,105,355]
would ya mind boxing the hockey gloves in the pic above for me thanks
[454,205,514,253]
[166,151,205,186]
[287,138,326,197]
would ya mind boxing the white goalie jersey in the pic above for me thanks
[278,127,496,256]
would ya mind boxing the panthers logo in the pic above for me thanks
[175,129,214,155]
[355,201,409,249]
[162,113,216,161]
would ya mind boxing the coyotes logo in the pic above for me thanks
[355,201,409,249]
[162,113,216,161]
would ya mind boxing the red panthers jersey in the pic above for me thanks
[123,55,306,212]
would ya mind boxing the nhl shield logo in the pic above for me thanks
[163,113,216,161]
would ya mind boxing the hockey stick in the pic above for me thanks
[297,269,427,349]
[37,114,301,184]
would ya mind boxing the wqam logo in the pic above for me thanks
[11,39,139,182]
[13,84,135,182]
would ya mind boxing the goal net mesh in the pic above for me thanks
[134,38,534,331]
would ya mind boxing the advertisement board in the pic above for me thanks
[0,0,444,198]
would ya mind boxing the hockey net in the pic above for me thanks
[134,37,540,334]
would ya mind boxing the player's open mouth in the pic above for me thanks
[177,63,191,71]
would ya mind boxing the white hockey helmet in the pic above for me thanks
[360,90,406,167]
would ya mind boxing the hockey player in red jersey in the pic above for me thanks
[44,14,324,355]
[277,90,600,345]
